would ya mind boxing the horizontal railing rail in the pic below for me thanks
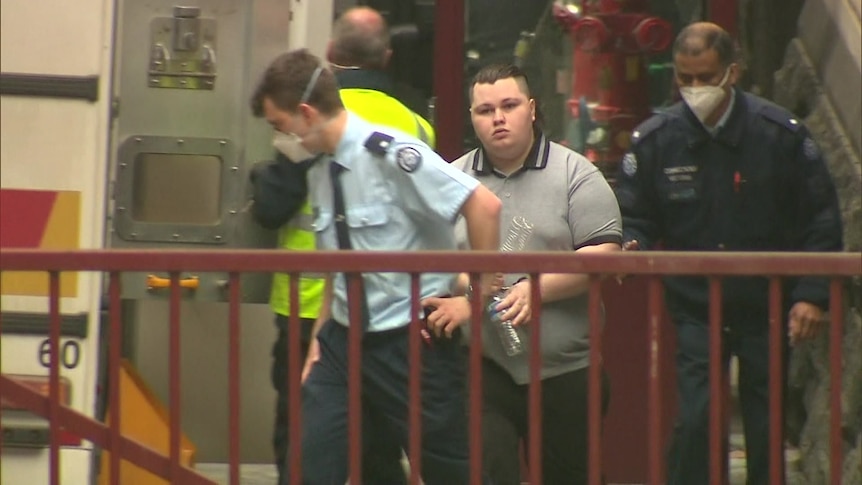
[0,249,857,275]
[1,249,859,485]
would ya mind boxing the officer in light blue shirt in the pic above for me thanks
[252,49,501,485]
[307,111,483,332]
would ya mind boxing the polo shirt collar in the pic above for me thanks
[470,127,550,177]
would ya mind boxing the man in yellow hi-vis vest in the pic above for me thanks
[249,6,435,484]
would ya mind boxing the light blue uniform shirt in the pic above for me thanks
[307,113,480,332]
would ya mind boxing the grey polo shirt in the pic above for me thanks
[452,133,622,383]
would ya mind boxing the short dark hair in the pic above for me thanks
[329,9,390,70]
[469,64,532,102]
[673,23,737,67]
[469,63,543,129]
[250,49,343,117]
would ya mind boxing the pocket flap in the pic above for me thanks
[345,205,389,228]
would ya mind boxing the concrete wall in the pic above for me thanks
[773,0,861,482]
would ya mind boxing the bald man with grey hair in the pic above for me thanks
[328,6,391,70]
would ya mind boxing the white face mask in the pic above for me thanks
[273,131,315,162]
[679,68,731,123]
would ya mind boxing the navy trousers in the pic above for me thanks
[481,358,610,485]
[272,316,405,485]
[291,319,471,485]
[667,316,786,485]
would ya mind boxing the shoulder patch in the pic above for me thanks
[621,152,637,176]
[364,131,395,156]
[630,114,667,145]
[758,104,802,133]
[396,146,422,173]
[802,137,820,160]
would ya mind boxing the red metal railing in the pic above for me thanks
[0,249,859,485]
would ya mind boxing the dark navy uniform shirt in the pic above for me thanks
[616,88,843,322]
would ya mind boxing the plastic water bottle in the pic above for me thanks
[489,216,533,356]
[488,292,523,356]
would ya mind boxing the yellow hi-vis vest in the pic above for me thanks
[270,86,435,318]
[339,88,436,148]
[270,201,323,318]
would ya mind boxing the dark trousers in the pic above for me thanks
[481,358,610,485]
[271,315,405,485]
[293,319,471,485]
[667,317,785,485]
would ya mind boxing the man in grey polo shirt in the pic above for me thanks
[423,64,622,484]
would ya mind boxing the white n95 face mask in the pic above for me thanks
[679,68,731,123]
[273,131,315,163]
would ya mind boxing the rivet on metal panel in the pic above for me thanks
[229,210,237,215]
[205,80,214,87]
[119,163,127,168]
[214,235,223,241]
[117,207,126,212]
[150,78,161,84]
[134,137,142,143]
[180,79,188,85]
[219,140,227,146]
[172,234,180,239]
[231,166,238,172]
[130,233,138,239]
[177,139,185,144]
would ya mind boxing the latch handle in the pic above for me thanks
[146,274,200,290]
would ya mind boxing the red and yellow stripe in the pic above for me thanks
[0,189,81,296]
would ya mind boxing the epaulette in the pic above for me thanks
[630,114,667,145]
[758,104,803,133]
[363,131,395,156]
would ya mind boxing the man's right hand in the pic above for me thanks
[300,338,320,384]
[616,239,641,284]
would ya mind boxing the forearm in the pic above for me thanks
[529,242,621,302]
[453,273,470,296]
[461,185,501,251]
[310,275,333,340]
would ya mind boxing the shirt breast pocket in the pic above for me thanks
[659,180,706,237]
[345,204,392,249]
[311,210,336,249]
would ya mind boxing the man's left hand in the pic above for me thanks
[788,301,826,346]
[492,279,532,327]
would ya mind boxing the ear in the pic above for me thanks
[728,62,740,85]
[383,48,392,67]
[325,41,334,63]
[530,98,536,121]
[298,103,317,123]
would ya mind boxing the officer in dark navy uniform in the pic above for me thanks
[615,22,843,485]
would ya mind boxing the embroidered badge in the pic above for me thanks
[396,147,422,173]
[622,152,637,176]
[803,137,820,160]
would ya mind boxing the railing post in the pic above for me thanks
[647,276,664,485]
[408,274,423,484]
[587,276,603,485]
[768,277,784,484]
[528,273,544,485]
[49,271,61,485]
[708,277,726,485]
[288,274,303,483]
[169,272,182,483]
[347,274,363,483]
[108,272,123,485]
[829,278,843,485]
[468,272,484,485]
[228,272,241,485]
